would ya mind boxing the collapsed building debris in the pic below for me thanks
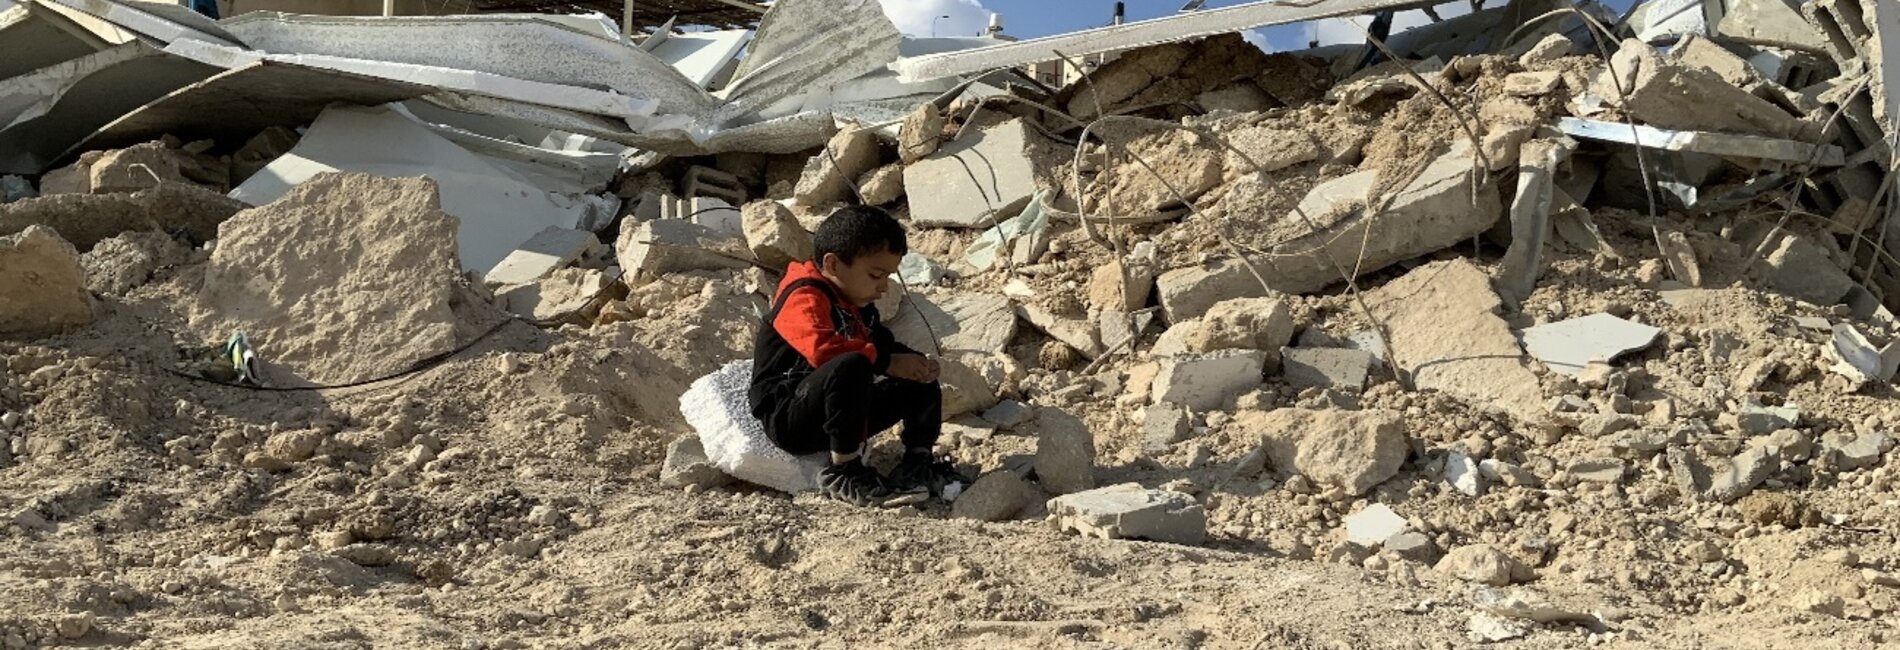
[3,0,1900,646]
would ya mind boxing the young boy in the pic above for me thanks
[747,206,968,506]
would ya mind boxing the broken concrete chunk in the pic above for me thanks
[1669,445,1774,503]
[1092,129,1223,215]
[952,469,1039,521]
[1503,71,1564,96]
[1719,0,1828,52]
[1446,450,1484,497]
[1155,259,1269,324]
[80,231,188,297]
[898,103,945,164]
[1142,405,1192,454]
[980,400,1035,430]
[1479,459,1541,487]
[1368,260,1543,424]
[1047,483,1207,545]
[1222,126,1320,176]
[1192,297,1296,355]
[741,200,813,272]
[0,226,93,339]
[1737,402,1800,435]
[1569,458,1628,483]
[887,291,1016,354]
[1602,38,1813,140]
[939,355,1000,419]
[1825,323,1900,388]
[1343,503,1408,546]
[0,183,244,252]
[688,197,743,238]
[792,127,879,207]
[856,164,905,206]
[1521,313,1663,376]
[1821,431,1894,472]
[1754,232,1853,306]
[1518,33,1577,65]
[498,268,607,323]
[1436,544,1530,586]
[905,118,1039,228]
[1016,303,1104,359]
[1034,408,1096,496]
[1230,408,1407,496]
[661,436,733,489]
[195,173,486,385]
[484,226,601,287]
[1086,259,1157,313]
[617,218,749,277]
[1280,347,1373,391]
[1151,349,1266,412]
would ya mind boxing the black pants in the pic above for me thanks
[766,352,942,456]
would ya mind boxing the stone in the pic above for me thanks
[0,176,34,204]
[1384,532,1440,564]
[1086,259,1157,312]
[194,174,489,385]
[1669,445,1774,503]
[1659,230,1703,287]
[53,614,90,640]
[1479,459,1540,487]
[951,469,1038,521]
[1190,297,1296,355]
[0,183,244,252]
[1201,141,1501,300]
[498,268,607,323]
[1436,544,1529,586]
[741,200,813,272]
[1503,71,1564,96]
[1737,402,1800,435]
[661,436,733,489]
[1754,232,1853,305]
[1717,0,1828,52]
[264,430,324,463]
[1600,38,1811,140]
[856,164,905,206]
[938,355,999,419]
[1154,258,1268,324]
[887,291,1016,355]
[1221,126,1320,176]
[1151,350,1266,411]
[905,118,1039,228]
[1520,313,1663,376]
[87,142,218,194]
[1230,408,1408,496]
[1046,483,1207,545]
[1280,347,1373,390]
[1343,503,1409,546]
[1367,260,1543,423]
[1467,613,1531,643]
[1738,491,1820,528]
[898,103,945,164]
[793,127,880,206]
[1672,35,1760,87]
[0,226,93,338]
[1750,428,1815,461]
[79,231,189,296]
[484,227,601,286]
[232,127,300,186]
[1016,303,1104,358]
[980,400,1035,429]
[1092,129,1224,215]
[1569,458,1627,483]
[1142,405,1192,454]
[1821,431,1894,471]
[1034,408,1096,496]
[617,218,749,277]
[1446,450,1484,497]
[1518,33,1576,64]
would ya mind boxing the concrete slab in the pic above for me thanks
[904,118,1039,229]
[232,104,593,273]
[38,0,238,47]
[1280,347,1372,390]
[1520,313,1663,376]
[1016,303,1104,359]
[1496,138,1572,307]
[1034,408,1096,496]
[1555,117,1843,165]
[0,43,217,174]
[716,0,903,122]
[1046,483,1206,545]
[886,291,1016,355]
[617,218,749,277]
[1151,349,1266,412]
[1717,0,1828,52]
[1754,231,1854,305]
[1826,323,1900,386]
[649,29,751,89]
[0,2,123,80]
[1366,260,1544,424]
[484,227,600,287]
[1344,503,1408,546]
[1602,39,1813,141]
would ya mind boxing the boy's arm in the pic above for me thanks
[773,287,880,369]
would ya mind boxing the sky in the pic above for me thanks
[877,0,1642,52]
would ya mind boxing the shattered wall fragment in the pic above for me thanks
[0,225,92,338]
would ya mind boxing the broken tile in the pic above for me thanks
[1521,313,1663,376]
[484,226,600,287]
[1343,503,1409,546]
[1047,483,1207,545]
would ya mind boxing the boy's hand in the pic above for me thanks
[887,354,940,383]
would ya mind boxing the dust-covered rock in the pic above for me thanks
[1229,408,1408,496]
[79,231,189,296]
[0,226,93,338]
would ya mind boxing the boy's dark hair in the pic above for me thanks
[813,205,908,264]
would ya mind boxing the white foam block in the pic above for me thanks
[680,361,827,494]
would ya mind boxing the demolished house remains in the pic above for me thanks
[2,0,1900,646]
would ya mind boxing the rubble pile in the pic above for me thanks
[0,0,1898,647]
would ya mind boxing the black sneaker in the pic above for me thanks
[818,460,892,506]
[888,451,971,498]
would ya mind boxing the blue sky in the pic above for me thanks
[878,0,1641,52]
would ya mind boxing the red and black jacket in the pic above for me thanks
[748,261,916,421]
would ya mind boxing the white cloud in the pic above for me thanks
[1312,0,1498,47]
[878,0,994,38]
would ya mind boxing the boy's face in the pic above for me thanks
[820,248,902,308]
